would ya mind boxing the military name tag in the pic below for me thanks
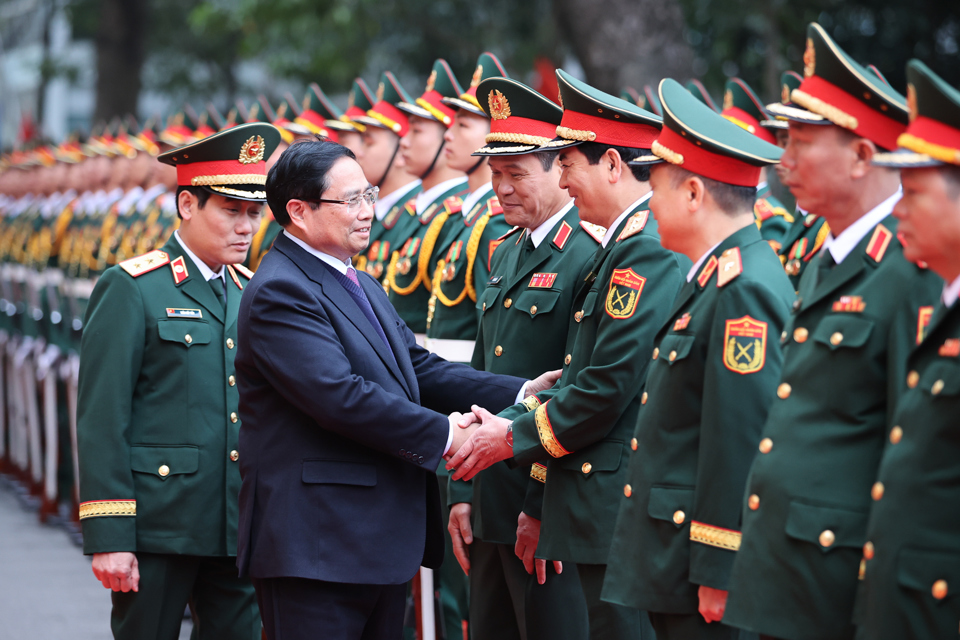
[723,316,767,375]
[832,295,865,313]
[488,276,502,285]
[939,338,960,358]
[166,308,202,319]
[529,273,557,288]
[605,268,645,319]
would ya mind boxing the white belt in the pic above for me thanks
[425,338,475,363]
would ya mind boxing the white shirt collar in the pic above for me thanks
[943,274,960,308]
[174,230,225,282]
[528,201,575,248]
[282,229,351,275]
[137,184,167,213]
[460,182,494,219]
[117,186,145,215]
[602,191,652,248]
[687,242,723,282]
[414,176,468,214]
[821,187,901,265]
[374,179,421,221]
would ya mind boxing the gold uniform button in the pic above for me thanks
[624,484,632,497]
[631,438,638,451]
[228,375,236,387]
[932,579,948,600]
[226,338,235,349]
[871,481,884,501]
[932,379,945,395]
[793,327,809,343]
[777,383,792,399]
[184,334,193,344]
[158,465,170,477]
[581,463,592,474]
[482,303,486,312]
[748,494,760,510]
[759,438,773,454]
[641,392,648,405]
[668,350,677,362]
[863,541,875,560]
[230,412,238,424]
[504,298,512,309]
[575,311,584,322]
[564,354,572,365]
[530,305,538,315]
[890,426,903,444]
[819,529,836,548]
[230,450,239,462]
[673,510,685,525]
[495,346,503,356]
[652,347,659,360]
[907,370,919,388]
[830,332,844,346]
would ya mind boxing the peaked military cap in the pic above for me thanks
[783,22,908,150]
[874,60,960,168]
[721,78,777,144]
[761,71,804,129]
[649,78,782,187]
[643,85,663,116]
[278,92,314,137]
[472,77,564,156]
[621,87,642,107]
[354,72,416,137]
[295,84,347,138]
[687,79,720,112]
[185,104,216,140]
[397,59,464,128]
[545,69,662,155]
[159,112,196,147]
[341,77,375,132]
[158,122,281,202]
[443,52,510,117]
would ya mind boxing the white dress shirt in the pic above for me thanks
[460,182,494,219]
[174,231,225,284]
[943,275,960,308]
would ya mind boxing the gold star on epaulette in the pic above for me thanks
[119,250,170,277]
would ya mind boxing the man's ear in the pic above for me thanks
[851,137,878,179]
[605,148,623,184]
[178,189,197,222]
[686,174,706,214]
[286,200,310,233]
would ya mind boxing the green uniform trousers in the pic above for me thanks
[109,553,260,640]
[573,564,655,640]
[436,465,469,640]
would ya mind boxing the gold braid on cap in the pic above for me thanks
[365,110,403,133]
[897,133,960,165]
[652,140,684,165]
[191,174,267,187]
[416,98,452,126]
[485,132,553,146]
[791,89,859,131]
[555,126,597,142]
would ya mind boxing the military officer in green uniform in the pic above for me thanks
[719,78,794,252]
[763,71,831,289]
[77,122,280,640]
[448,69,687,640]
[601,78,795,640]
[388,59,469,344]
[722,24,943,640]
[446,76,598,640]
[854,60,960,640]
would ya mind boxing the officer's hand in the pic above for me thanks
[525,369,562,397]
[448,503,473,575]
[697,585,728,623]
[92,552,139,593]
[446,405,513,480]
[516,512,562,585]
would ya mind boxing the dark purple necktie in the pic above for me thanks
[342,267,396,360]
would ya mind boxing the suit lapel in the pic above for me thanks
[361,277,415,399]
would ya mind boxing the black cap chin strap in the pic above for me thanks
[464,156,486,176]
[375,137,402,189]
[420,139,447,181]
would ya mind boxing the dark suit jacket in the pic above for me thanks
[235,232,524,585]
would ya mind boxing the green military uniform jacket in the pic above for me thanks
[505,197,687,564]
[724,214,942,640]
[779,210,831,290]
[357,184,423,285]
[386,179,468,334]
[853,299,960,640]
[754,183,794,252]
[447,205,601,544]
[77,235,252,557]
[601,224,795,614]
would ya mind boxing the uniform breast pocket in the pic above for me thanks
[558,440,622,478]
[919,362,960,398]
[647,485,695,529]
[477,285,501,315]
[515,289,561,319]
[784,500,868,553]
[157,319,212,348]
[897,548,960,633]
[813,315,874,352]
[130,445,199,479]
[657,334,696,366]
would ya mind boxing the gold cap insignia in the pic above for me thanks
[723,89,734,111]
[347,91,355,109]
[471,64,483,88]
[803,38,816,78]
[426,70,437,93]
[558,91,564,109]
[239,135,266,164]
[276,102,287,119]
[376,82,385,103]
[907,84,918,123]
[302,94,310,111]
[782,83,791,104]
[488,90,511,120]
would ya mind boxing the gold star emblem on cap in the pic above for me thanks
[907,84,918,122]
[803,38,816,77]
[239,135,265,164]
[723,89,734,111]
[426,70,437,93]
[376,82,385,102]
[488,90,511,120]
[471,64,483,88]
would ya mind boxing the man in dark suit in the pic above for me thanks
[235,139,555,640]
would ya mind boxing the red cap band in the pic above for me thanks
[491,116,559,141]
[176,159,267,187]
[904,115,960,154]
[796,76,907,150]
[344,106,367,119]
[558,110,660,148]
[721,106,777,145]
[417,90,458,126]
[655,126,762,187]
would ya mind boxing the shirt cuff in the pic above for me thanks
[515,381,530,405]
[444,421,455,456]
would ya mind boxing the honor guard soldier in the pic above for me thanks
[446,76,599,640]
[352,72,423,281]
[720,78,794,251]
[763,71,831,289]
[294,82,350,142]
[388,59,469,345]
[722,24,943,640]
[77,122,280,640]
[448,68,688,640]
[855,61,960,640]
[425,52,512,362]
[600,78,795,640]
[336,77,376,156]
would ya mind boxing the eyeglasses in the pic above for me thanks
[312,186,379,212]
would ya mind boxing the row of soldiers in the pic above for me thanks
[1,19,958,640]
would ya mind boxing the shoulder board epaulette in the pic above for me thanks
[383,205,402,229]
[496,226,522,242]
[119,250,169,277]
[170,255,189,284]
[553,221,574,250]
[464,201,485,225]
[442,196,463,216]
[804,213,819,227]
[755,198,775,221]
[697,255,718,288]
[865,224,893,264]
[579,221,605,243]
[716,247,743,287]
[420,202,440,224]
[233,263,254,279]
[617,210,649,242]
[486,196,503,216]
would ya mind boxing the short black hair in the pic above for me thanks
[535,150,560,172]
[266,138,357,226]
[577,142,652,182]
[175,185,211,220]
[669,166,756,216]
[941,164,960,200]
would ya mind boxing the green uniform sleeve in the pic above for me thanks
[522,474,545,520]
[447,476,473,506]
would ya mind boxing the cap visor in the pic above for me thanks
[442,97,488,118]
[627,154,665,166]
[472,142,541,156]
[872,149,945,168]
[538,136,583,151]
[396,101,441,123]
[766,102,829,125]
[759,119,789,130]
[205,185,268,202]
